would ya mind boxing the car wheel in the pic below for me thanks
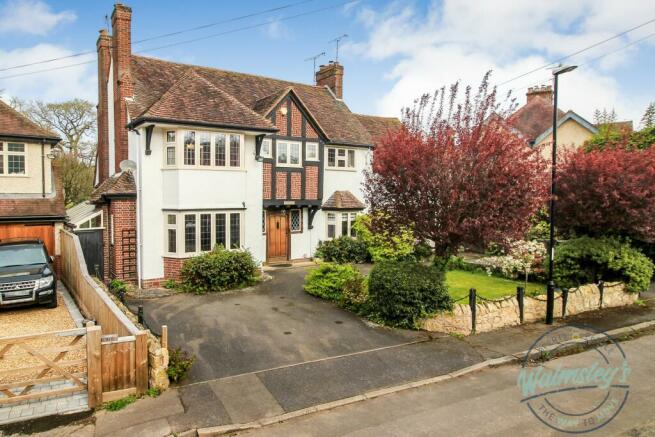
[46,294,58,309]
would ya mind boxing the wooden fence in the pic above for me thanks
[59,230,148,403]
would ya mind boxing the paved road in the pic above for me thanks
[238,333,655,437]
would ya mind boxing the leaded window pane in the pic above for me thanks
[215,134,226,166]
[230,213,240,248]
[200,214,211,251]
[168,229,176,253]
[200,133,211,166]
[230,134,240,167]
[215,213,226,248]
[184,132,195,165]
[290,209,301,232]
[328,148,335,167]
[184,214,196,253]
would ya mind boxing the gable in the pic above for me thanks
[265,90,324,140]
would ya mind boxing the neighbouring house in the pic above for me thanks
[509,85,598,156]
[0,99,64,269]
[92,3,399,287]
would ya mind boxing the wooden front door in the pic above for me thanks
[267,211,289,263]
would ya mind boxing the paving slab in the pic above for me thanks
[209,374,284,424]
[167,383,232,434]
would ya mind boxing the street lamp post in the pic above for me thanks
[546,64,577,325]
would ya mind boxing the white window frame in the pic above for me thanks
[290,209,302,233]
[305,142,319,161]
[325,211,359,239]
[77,212,103,230]
[0,142,28,176]
[326,146,356,170]
[163,129,245,170]
[260,138,272,158]
[277,140,302,168]
[164,131,177,167]
[163,210,245,257]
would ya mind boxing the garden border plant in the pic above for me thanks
[179,245,259,294]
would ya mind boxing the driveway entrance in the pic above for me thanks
[139,266,430,383]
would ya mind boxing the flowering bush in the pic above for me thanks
[479,240,546,287]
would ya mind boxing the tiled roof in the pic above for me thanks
[508,97,565,143]
[322,191,365,210]
[0,100,59,141]
[140,69,275,131]
[90,170,136,203]
[353,114,401,143]
[0,165,65,220]
[129,55,383,146]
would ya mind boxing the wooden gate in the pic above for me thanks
[75,229,103,278]
[0,328,92,406]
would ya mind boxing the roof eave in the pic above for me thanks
[0,133,60,144]
[127,117,278,134]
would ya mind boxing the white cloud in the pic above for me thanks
[350,0,655,123]
[0,0,75,35]
[0,44,96,103]
[264,18,291,40]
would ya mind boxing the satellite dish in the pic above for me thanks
[119,160,137,172]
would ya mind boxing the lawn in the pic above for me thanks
[445,269,545,302]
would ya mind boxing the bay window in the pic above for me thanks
[184,131,196,165]
[165,211,243,256]
[200,133,211,166]
[325,211,359,239]
[163,130,243,169]
[165,131,176,166]
[215,133,226,166]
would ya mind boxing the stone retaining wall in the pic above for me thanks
[420,283,638,335]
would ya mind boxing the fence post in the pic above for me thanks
[469,288,477,334]
[135,331,149,395]
[138,305,144,324]
[562,288,569,318]
[517,286,525,324]
[86,325,103,408]
[598,280,604,309]
[161,325,168,349]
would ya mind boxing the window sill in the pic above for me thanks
[275,163,303,168]
[325,167,357,172]
[161,167,246,172]
[0,173,29,178]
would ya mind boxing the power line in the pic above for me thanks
[0,0,360,81]
[0,0,319,73]
[496,16,655,87]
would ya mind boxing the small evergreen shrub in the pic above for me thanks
[353,214,416,262]
[180,246,258,294]
[167,347,195,383]
[315,236,370,264]
[368,260,452,328]
[340,274,369,310]
[304,263,362,301]
[109,279,128,296]
[553,236,654,293]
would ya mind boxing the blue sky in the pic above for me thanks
[1,0,654,125]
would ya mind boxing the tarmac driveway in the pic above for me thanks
[139,266,430,383]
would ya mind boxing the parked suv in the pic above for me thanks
[0,239,57,309]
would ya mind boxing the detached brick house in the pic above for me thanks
[0,100,64,267]
[93,4,399,287]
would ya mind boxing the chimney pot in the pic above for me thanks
[526,84,553,104]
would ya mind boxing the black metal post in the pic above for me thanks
[562,288,569,317]
[138,304,144,324]
[598,280,604,309]
[517,286,525,324]
[546,73,560,325]
[469,288,477,334]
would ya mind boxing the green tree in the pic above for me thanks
[11,98,97,206]
[641,102,655,129]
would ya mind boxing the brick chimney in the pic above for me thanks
[315,62,344,99]
[111,3,133,174]
[96,29,111,183]
[526,85,553,104]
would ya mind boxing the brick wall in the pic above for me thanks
[101,198,137,284]
[305,166,318,199]
[306,123,318,138]
[111,4,133,173]
[290,173,301,199]
[163,257,184,280]
[275,105,288,136]
[96,30,111,183]
[263,162,272,200]
[276,172,287,199]
[291,102,302,137]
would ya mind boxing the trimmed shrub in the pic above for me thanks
[353,214,416,262]
[368,260,451,328]
[315,236,369,264]
[304,263,362,301]
[180,246,258,294]
[553,236,654,293]
[341,274,369,310]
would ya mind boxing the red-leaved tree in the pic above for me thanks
[557,147,655,243]
[364,73,549,259]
